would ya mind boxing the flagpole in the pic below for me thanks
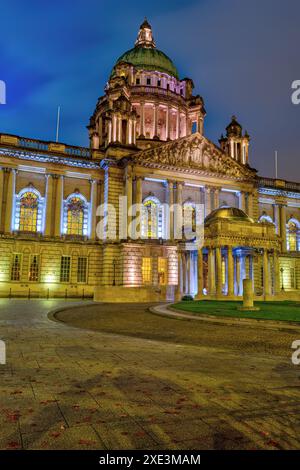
[275,150,278,179]
[56,106,61,142]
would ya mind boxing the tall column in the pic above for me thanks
[176,108,180,139]
[127,119,132,145]
[208,247,215,296]
[166,106,171,140]
[205,187,211,217]
[263,249,271,297]
[135,176,143,239]
[54,175,64,237]
[168,181,174,240]
[239,256,246,294]
[112,115,117,142]
[214,188,220,210]
[182,252,187,294]
[216,246,222,297]
[174,182,183,239]
[195,248,203,299]
[136,176,143,205]
[279,205,287,252]
[0,168,4,230]
[153,104,158,138]
[227,246,234,297]
[117,116,122,142]
[273,251,280,296]
[107,120,112,144]
[45,174,54,236]
[4,168,16,233]
[247,192,253,217]
[175,250,182,300]
[90,179,97,240]
[273,204,280,234]
[140,103,145,137]
[126,173,133,239]
[132,118,136,145]
[186,252,191,295]
[235,256,241,296]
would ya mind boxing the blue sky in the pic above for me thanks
[0,0,299,180]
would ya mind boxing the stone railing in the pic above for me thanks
[258,176,300,192]
[0,133,101,159]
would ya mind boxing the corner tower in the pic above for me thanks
[219,116,250,164]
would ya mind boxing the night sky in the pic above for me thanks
[0,0,299,181]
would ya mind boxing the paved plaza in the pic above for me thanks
[0,299,300,450]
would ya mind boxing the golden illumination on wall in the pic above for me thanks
[142,257,152,284]
[158,257,167,285]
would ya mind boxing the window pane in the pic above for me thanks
[142,257,152,284]
[77,257,87,283]
[60,256,71,282]
[11,254,21,281]
[29,255,39,282]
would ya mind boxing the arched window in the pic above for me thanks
[287,219,300,252]
[142,196,163,239]
[258,213,274,224]
[63,193,88,236]
[14,188,44,232]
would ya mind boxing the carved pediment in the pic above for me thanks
[134,133,256,179]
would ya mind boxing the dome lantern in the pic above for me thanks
[135,18,156,49]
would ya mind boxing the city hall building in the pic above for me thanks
[0,20,299,301]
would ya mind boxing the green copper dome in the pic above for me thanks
[111,19,179,80]
[112,47,179,80]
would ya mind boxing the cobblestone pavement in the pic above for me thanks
[1,299,300,450]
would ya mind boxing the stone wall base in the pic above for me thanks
[94,285,175,302]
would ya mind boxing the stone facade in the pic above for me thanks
[0,20,299,300]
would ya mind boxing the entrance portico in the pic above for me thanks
[194,207,280,300]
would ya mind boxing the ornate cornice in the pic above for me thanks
[258,187,300,200]
[0,147,100,170]
[133,132,256,181]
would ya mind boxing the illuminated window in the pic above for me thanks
[29,255,39,282]
[63,193,88,236]
[14,188,44,232]
[142,196,163,239]
[287,219,299,252]
[60,256,71,283]
[11,254,21,281]
[77,257,88,283]
[142,257,152,284]
[158,257,167,285]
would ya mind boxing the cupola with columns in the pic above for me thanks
[88,19,206,150]
[219,115,250,165]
